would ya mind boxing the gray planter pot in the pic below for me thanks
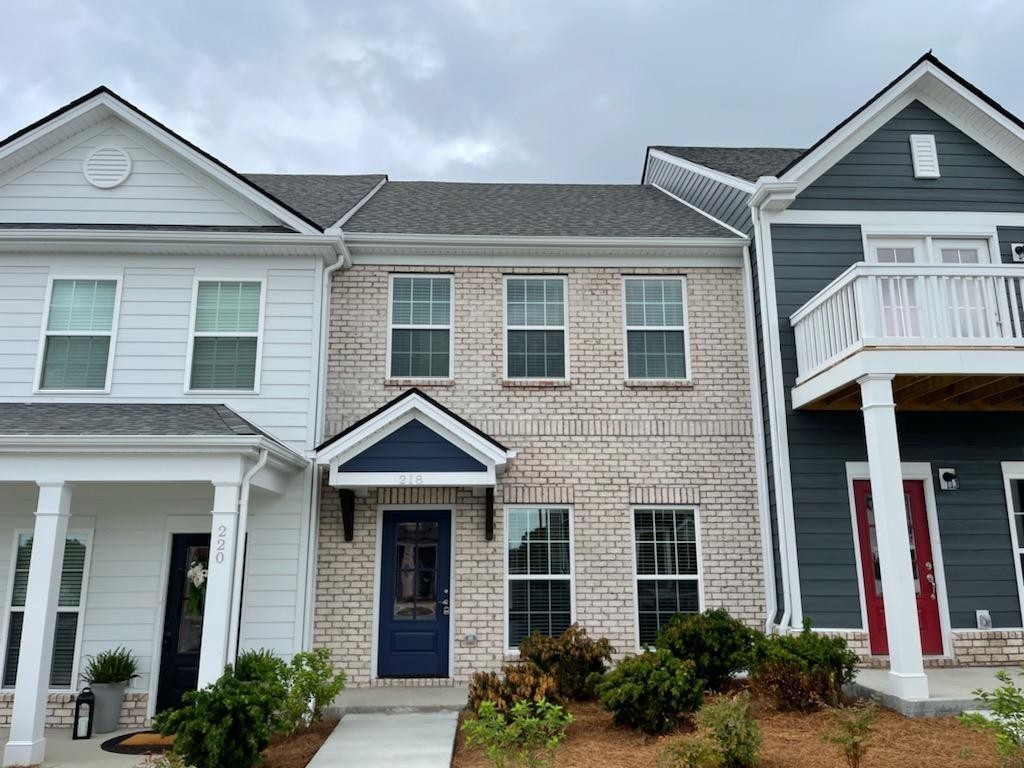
[90,682,126,734]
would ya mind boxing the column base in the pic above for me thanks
[4,737,45,767]
[887,669,930,700]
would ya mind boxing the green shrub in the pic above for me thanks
[234,648,288,685]
[659,738,724,768]
[657,610,757,692]
[519,625,614,699]
[154,665,281,768]
[462,698,572,768]
[961,667,1024,768]
[823,700,878,768]
[750,621,858,710]
[83,646,140,685]
[280,648,347,734]
[469,663,560,715]
[595,649,704,734]
[697,693,761,768]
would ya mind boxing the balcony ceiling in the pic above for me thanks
[805,374,1024,411]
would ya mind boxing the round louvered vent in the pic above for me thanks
[82,146,133,189]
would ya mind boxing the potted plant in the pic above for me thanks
[82,646,139,733]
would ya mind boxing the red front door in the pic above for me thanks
[853,479,943,656]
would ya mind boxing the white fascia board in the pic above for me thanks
[331,469,497,489]
[647,149,756,193]
[341,232,747,249]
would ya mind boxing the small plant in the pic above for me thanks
[697,693,761,768]
[235,648,288,684]
[823,699,878,768]
[469,662,560,715]
[961,667,1024,768]
[657,610,757,692]
[82,646,140,685]
[659,738,724,768]
[519,624,614,700]
[595,648,704,734]
[750,620,858,710]
[280,648,347,734]
[462,698,572,768]
[136,752,188,768]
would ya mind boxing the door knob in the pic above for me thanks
[440,597,450,616]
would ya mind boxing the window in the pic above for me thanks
[3,533,88,689]
[506,507,573,648]
[633,507,700,647]
[38,279,118,390]
[505,277,567,379]
[389,275,452,378]
[624,278,687,379]
[189,281,262,391]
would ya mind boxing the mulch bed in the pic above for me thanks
[260,719,339,768]
[452,697,1000,768]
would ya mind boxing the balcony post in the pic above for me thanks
[857,373,928,700]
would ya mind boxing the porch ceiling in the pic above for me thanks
[803,373,1024,411]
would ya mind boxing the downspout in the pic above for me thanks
[228,446,269,661]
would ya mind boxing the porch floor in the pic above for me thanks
[848,666,1007,717]
[0,728,138,768]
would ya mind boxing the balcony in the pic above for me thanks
[789,263,1024,409]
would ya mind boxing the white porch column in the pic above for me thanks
[3,483,71,768]
[858,374,929,700]
[197,483,240,687]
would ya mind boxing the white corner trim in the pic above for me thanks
[647,149,756,193]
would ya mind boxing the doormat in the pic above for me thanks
[100,731,175,754]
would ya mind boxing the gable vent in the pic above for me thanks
[909,134,940,179]
[83,146,133,189]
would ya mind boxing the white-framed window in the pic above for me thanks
[504,276,568,380]
[186,280,263,392]
[387,275,453,379]
[633,506,701,647]
[505,506,574,650]
[623,277,688,380]
[2,531,90,690]
[1003,464,1024,627]
[36,278,120,391]
[866,236,992,265]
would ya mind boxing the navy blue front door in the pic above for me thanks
[378,510,451,677]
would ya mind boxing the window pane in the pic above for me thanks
[636,580,700,646]
[390,329,450,378]
[59,536,88,608]
[508,579,572,647]
[3,612,22,687]
[391,277,450,327]
[49,612,78,688]
[625,279,684,329]
[627,330,686,379]
[195,282,261,333]
[506,278,564,328]
[40,336,110,390]
[190,337,257,390]
[634,508,697,576]
[10,536,32,608]
[507,330,564,378]
[47,280,116,332]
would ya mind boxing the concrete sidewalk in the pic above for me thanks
[308,711,460,768]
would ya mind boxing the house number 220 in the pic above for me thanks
[398,474,424,485]
[214,524,229,563]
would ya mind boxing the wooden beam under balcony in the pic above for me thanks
[801,374,1024,411]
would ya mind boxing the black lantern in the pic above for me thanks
[73,687,95,740]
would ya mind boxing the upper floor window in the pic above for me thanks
[188,281,262,391]
[389,275,452,379]
[623,277,688,380]
[505,276,567,380]
[38,279,118,391]
[869,237,992,265]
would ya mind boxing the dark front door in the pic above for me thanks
[853,479,943,656]
[156,533,210,712]
[378,510,451,677]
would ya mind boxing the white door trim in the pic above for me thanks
[999,463,1024,630]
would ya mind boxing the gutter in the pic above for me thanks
[228,447,269,661]
[340,232,749,249]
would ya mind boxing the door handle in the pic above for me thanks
[440,597,450,616]
[926,573,937,600]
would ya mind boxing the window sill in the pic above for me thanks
[624,379,694,389]
[502,379,571,389]
[384,378,455,387]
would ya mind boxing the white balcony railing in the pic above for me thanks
[790,263,1024,383]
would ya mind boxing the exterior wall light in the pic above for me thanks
[938,468,959,491]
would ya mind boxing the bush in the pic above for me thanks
[469,663,560,715]
[462,698,572,768]
[697,693,761,768]
[281,648,347,734]
[659,738,724,768]
[657,610,757,692]
[749,621,858,710]
[519,625,614,700]
[961,668,1024,768]
[154,665,281,768]
[823,700,878,768]
[595,649,704,734]
[83,646,140,685]
[235,648,288,685]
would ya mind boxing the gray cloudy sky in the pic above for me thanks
[1,1,1021,183]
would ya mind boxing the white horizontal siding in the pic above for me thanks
[0,255,319,452]
[0,119,277,227]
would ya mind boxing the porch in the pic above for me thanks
[849,666,1005,717]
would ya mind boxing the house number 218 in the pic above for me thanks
[398,473,424,485]
[214,524,229,563]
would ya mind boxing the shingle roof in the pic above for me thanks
[244,174,385,230]
[0,403,267,437]
[342,182,735,238]
[651,147,806,183]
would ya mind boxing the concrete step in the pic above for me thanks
[327,685,468,715]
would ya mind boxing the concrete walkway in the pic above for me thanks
[308,711,460,768]
[330,684,468,714]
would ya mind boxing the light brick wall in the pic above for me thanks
[0,691,148,729]
[820,629,1024,668]
[316,263,765,685]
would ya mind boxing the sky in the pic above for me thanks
[1,0,1022,184]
